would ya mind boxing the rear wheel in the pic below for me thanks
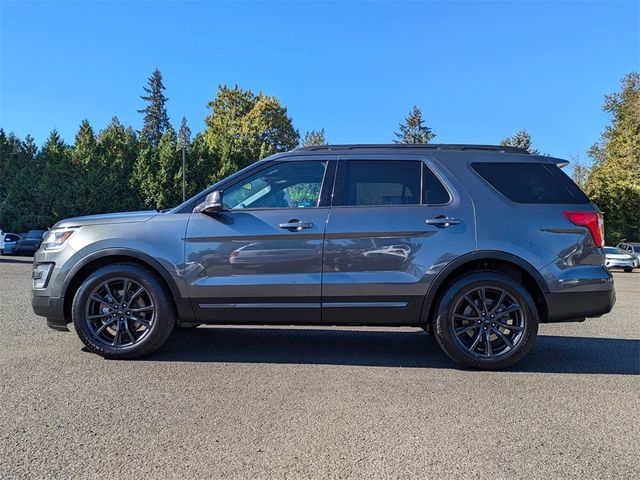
[433,272,538,370]
[624,267,633,273]
[72,263,175,359]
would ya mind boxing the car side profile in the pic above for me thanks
[31,144,616,370]
[17,229,48,256]
[1,233,21,255]
[616,242,640,268]
[603,246,635,272]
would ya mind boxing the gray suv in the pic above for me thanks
[31,144,615,369]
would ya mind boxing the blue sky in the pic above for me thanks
[1,1,638,163]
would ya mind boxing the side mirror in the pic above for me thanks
[194,190,224,214]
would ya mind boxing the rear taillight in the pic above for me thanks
[562,211,604,247]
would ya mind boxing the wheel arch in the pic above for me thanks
[420,251,550,328]
[62,249,194,324]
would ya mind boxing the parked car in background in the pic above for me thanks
[1,233,21,255]
[31,144,616,370]
[616,242,640,268]
[15,230,48,256]
[603,246,634,272]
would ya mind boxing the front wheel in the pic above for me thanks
[624,267,633,273]
[433,272,539,370]
[72,263,175,359]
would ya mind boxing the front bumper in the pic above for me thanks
[605,259,634,268]
[30,292,68,329]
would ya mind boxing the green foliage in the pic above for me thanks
[39,130,79,225]
[500,129,540,154]
[138,68,170,148]
[302,128,326,147]
[0,132,45,231]
[583,72,640,244]
[182,132,219,199]
[98,118,142,213]
[394,106,435,144]
[205,85,299,181]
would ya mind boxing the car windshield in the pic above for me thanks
[26,231,44,239]
[633,246,640,253]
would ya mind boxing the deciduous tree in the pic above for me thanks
[584,72,640,243]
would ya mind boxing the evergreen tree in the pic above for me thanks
[0,133,44,231]
[584,72,640,243]
[156,127,182,208]
[178,116,191,148]
[138,68,170,147]
[394,106,435,144]
[98,118,142,212]
[177,116,193,202]
[184,132,219,198]
[134,127,183,210]
[500,129,540,154]
[72,120,101,214]
[39,130,79,225]
[302,128,326,146]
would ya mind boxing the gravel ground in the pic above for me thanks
[0,256,638,479]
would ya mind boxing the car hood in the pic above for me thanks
[53,211,158,228]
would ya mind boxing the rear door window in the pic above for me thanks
[472,162,590,204]
[338,160,421,206]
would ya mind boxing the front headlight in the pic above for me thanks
[42,229,76,251]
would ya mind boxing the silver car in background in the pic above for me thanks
[616,242,640,268]
[603,246,634,272]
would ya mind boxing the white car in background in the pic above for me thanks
[1,232,21,255]
[616,242,640,268]
[603,246,634,273]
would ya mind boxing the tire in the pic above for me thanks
[72,263,176,359]
[624,267,633,273]
[433,272,539,370]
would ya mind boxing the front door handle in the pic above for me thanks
[279,220,315,231]
[425,216,461,228]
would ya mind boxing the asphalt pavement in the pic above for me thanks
[0,256,638,479]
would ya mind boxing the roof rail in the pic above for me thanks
[296,144,530,154]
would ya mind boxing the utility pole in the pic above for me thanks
[182,143,186,202]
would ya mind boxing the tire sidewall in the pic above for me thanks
[434,272,539,370]
[72,264,174,359]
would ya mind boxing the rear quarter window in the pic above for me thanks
[472,162,590,204]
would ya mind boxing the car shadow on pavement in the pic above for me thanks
[146,327,640,375]
[0,257,33,265]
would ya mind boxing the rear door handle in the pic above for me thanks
[279,220,315,231]
[425,216,461,228]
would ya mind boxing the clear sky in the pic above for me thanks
[1,0,638,163]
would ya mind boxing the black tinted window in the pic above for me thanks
[472,162,590,204]
[341,161,421,206]
[423,166,450,204]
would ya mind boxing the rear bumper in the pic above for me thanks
[543,288,616,322]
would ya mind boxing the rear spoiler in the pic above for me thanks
[533,155,570,168]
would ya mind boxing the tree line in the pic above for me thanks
[0,70,637,244]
